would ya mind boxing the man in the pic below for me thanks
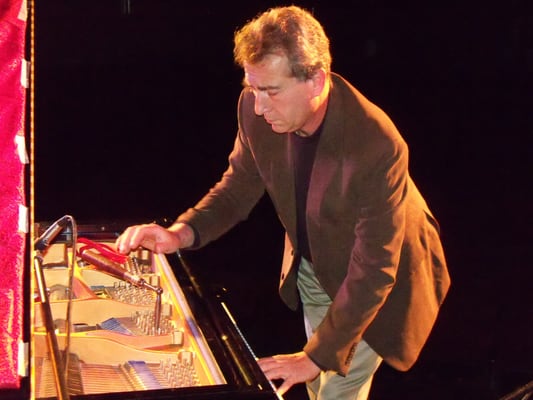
[116,6,450,400]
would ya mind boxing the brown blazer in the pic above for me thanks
[178,73,450,375]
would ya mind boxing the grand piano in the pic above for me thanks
[28,219,281,400]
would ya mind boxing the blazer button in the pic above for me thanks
[281,273,285,280]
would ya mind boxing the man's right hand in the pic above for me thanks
[115,222,194,254]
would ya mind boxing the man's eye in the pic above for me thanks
[249,87,280,97]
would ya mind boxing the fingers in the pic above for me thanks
[257,356,282,377]
[115,226,134,254]
[258,355,300,382]
[257,352,321,396]
[258,357,295,396]
[276,380,292,397]
[115,224,158,254]
[116,223,184,254]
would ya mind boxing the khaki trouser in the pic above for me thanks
[297,258,383,400]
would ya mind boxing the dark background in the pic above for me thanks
[33,1,531,399]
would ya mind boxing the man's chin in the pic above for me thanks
[270,125,289,134]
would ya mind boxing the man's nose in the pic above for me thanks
[254,91,270,116]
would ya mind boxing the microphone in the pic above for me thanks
[34,215,70,251]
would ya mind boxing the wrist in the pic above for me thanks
[168,222,195,248]
[305,351,327,372]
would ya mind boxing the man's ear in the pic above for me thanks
[309,68,327,96]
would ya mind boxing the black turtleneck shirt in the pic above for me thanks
[289,126,323,262]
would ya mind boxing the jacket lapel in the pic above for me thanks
[307,84,344,232]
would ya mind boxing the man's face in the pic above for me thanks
[243,54,318,134]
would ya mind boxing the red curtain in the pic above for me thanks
[0,0,27,389]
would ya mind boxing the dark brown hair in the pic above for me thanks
[234,6,331,81]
